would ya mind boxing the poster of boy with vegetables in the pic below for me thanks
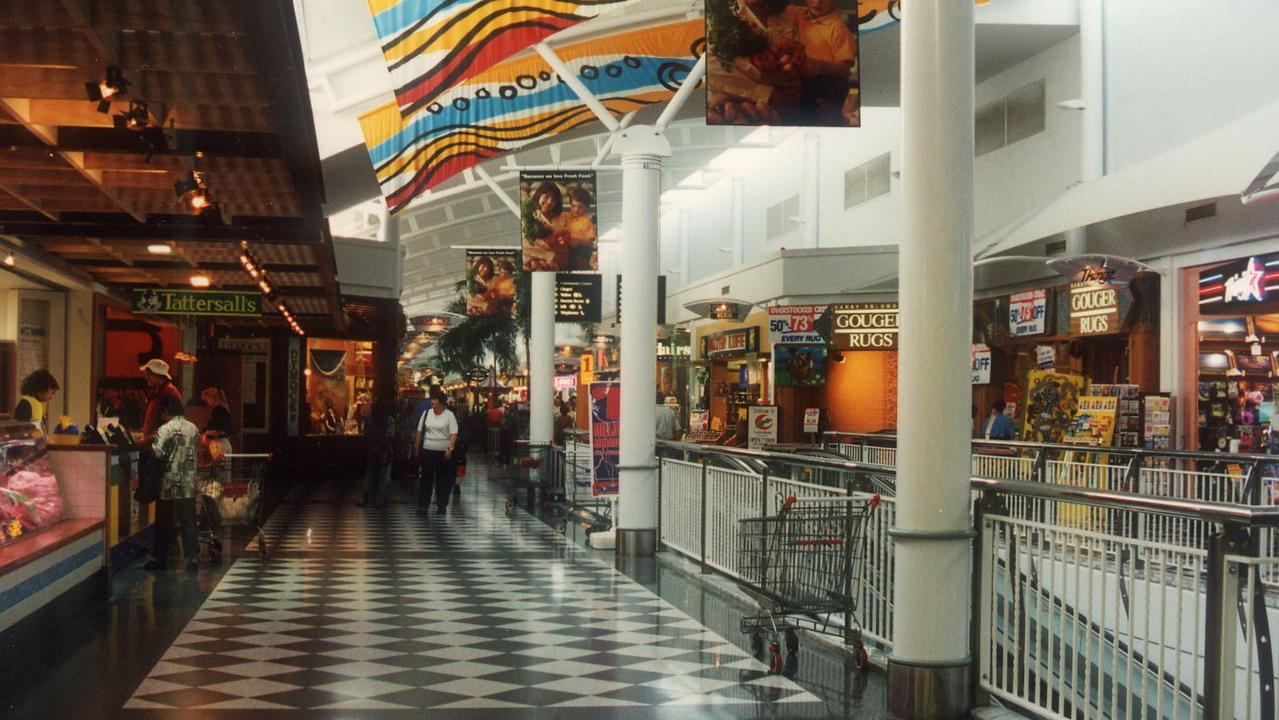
[520,170,598,272]
[706,0,860,127]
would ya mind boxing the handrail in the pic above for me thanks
[971,477,1279,527]
[660,439,1279,528]
[657,439,886,475]
[824,430,1279,465]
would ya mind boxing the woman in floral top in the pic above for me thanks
[145,396,201,570]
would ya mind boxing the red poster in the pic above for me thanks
[588,381,620,496]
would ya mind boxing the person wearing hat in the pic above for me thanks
[140,358,184,439]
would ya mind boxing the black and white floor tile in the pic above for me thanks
[126,476,820,712]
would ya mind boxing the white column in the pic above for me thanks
[1066,0,1107,259]
[889,2,975,718]
[613,125,670,557]
[803,131,821,248]
[528,272,555,445]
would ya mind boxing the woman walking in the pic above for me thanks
[413,389,458,515]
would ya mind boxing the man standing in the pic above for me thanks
[146,396,201,570]
[140,359,184,438]
[655,392,681,441]
[981,400,1017,440]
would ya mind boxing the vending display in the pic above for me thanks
[0,422,66,546]
[1141,394,1174,451]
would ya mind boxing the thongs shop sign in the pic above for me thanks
[133,289,261,317]
[832,303,898,350]
[1198,253,1279,314]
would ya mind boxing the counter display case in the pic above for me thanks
[0,422,66,546]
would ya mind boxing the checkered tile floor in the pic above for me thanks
[125,473,819,712]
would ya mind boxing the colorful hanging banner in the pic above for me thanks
[360,18,704,213]
[367,0,633,117]
[588,381,620,496]
[522,170,598,272]
[465,249,519,317]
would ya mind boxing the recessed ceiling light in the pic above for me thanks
[147,244,172,255]
[190,274,211,288]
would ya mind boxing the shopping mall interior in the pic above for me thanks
[1,1,1278,718]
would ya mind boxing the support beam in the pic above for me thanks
[654,54,706,133]
[533,43,620,133]
[887,3,975,719]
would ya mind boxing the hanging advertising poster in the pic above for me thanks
[1064,396,1119,447]
[521,170,598,272]
[1022,370,1087,444]
[774,344,828,386]
[1008,289,1048,336]
[465,249,519,317]
[747,405,779,449]
[768,304,828,345]
[971,343,991,385]
[588,381,620,496]
[705,0,861,127]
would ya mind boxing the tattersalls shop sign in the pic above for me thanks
[1008,289,1048,336]
[133,288,262,317]
[1069,282,1120,336]
[831,303,899,350]
[1198,253,1279,314]
[701,327,760,359]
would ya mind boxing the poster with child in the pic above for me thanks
[521,170,598,272]
[705,0,860,127]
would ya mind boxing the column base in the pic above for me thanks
[886,658,970,720]
[615,528,657,558]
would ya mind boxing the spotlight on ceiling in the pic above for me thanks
[189,274,211,288]
[2,253,14,267]
[85,66,129,113]
[146,243,172,255]
[174,170,215,215]
[113,100,150,131]
[138,127,170,163]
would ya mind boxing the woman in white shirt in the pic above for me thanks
[414,389,459,514]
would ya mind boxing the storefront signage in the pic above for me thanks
[767,304,828,345]
[831,303,899,350]
[971,343,991,385]
[656,340,691,360]
[553,375,577,393]
[701,326,760,359]
[803,408,821,434]
[554,273,602,322]
[133,288,262,317]
[1068,282,1120,336]
[216,338,270,354]
[588,381,620,496]
[1198,254,1279,314]
[286,337,300,437]
[747,405,778,449]
[1008,289,1048,336]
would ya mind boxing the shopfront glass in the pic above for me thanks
[306,338,376,436]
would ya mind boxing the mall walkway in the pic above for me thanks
[4,460,885,718]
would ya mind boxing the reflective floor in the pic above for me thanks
[4,461,885,718]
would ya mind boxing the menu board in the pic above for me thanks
[554,273,602,322]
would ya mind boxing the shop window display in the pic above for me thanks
[0,421,65,546]
[306,339,376,436]
[1195,316,1279,453]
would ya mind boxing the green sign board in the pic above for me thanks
[133,289,262,317]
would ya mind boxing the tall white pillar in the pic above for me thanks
[528,272,555,445]
[613,125,670,557]
[888,3,975,719]
[1066,0,1107,259]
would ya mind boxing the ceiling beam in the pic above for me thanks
[0,216,324,244]
[0,185,56,220]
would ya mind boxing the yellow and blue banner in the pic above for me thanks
[361,18,704,214]
[368,0,633,117]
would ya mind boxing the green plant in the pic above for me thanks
[707,0,767,66]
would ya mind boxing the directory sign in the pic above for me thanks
[555,273,602,322]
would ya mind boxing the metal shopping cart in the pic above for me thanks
[195,453,270,563]
[737,493,881,674]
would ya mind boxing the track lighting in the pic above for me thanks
[174,170,215,215]
[113,100,150,131]
[85,66,129,113]
[3,253,13,267]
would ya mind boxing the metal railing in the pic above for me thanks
[654,439,1279,720]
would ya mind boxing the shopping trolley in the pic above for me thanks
[737,493,881,674]
[195,453,270,563]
